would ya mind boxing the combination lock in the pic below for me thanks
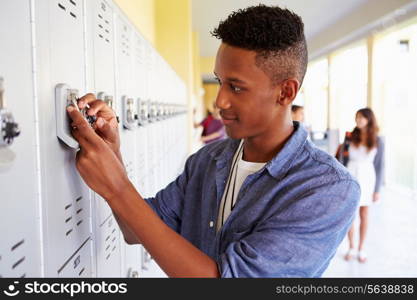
[55,84,96,149]
[0,77,20,147]
[122,96,136,130]
[97,92,119,124]
[148,101,157,123]
[137,98,148,127]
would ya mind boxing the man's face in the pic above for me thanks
[214,43,282,140]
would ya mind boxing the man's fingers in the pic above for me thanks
[67,106,100,146]
[86,100,112,116]
[96,117,117,140]
[77,93,96,109]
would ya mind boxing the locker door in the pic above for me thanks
[85,0,121,277]
[114,15,137,190]
[114,13,142,277]
[0,0,42,278]
[34,0,92,276]
[118,32,147,278]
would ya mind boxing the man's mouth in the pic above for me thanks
[220,112,238,125]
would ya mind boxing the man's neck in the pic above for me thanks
[242,121,295,163]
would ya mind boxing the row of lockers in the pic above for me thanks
[0,0,188,277]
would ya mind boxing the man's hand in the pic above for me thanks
[67,105,129,201]
[77,93,120,155]
[373,192,380,203]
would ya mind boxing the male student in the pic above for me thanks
[67,5,359,277]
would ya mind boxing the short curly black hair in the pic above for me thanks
[212,4,308,87]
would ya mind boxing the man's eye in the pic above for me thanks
[230,85,242,93]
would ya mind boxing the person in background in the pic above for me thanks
[341,108,385,263]
[292,104,313,140]
[194,105,226,144]
[291,105,305,123]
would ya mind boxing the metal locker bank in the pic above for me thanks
[0,0,188,278]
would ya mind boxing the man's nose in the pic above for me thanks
[215,86,231,110]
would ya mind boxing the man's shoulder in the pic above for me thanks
[296,140,357,184]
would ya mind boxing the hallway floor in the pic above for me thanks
[323,187,417,277]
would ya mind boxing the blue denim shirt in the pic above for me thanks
[145,122,360,277]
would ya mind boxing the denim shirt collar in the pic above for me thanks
[209,121,308,180]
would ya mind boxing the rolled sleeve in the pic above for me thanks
[218,179,360,277]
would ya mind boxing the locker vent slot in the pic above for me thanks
[70,12,77,19]
[66,229,73,236]
[11,239,24,251]
[65,217,72,223]
[58,3,66,11]
[12,257,25,269]
[69,0,76,6]
[103,220,118,261]
[65,204,72,210]
[97,5,112,44]
[75,196,82,202]
[76,208,83,215]
[121,31,130,57]
[76,220,83,226]
[1,239,27,277]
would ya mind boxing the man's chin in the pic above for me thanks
[225,127,244,140]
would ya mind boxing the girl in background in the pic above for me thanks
[343,108,384,263]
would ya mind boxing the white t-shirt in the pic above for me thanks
[216,140,267,232]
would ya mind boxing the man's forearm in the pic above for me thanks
[112,210,141,244]
[107,182,220,278]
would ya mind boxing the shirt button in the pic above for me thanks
[209,221,214,228]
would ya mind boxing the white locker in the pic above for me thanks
[0,0,42,278]
[118,32,147,278]
[85,0,115,227]
[1,0,189,279]
[85,0,122,277]
[114,12,144,277]
[34,0,93,276]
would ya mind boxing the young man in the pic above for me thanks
[67,5,359,277]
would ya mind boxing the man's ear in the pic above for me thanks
[277,78,300,106]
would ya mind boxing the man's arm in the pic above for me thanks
[110,181,220,277]
[113,209,141,244]
[67,106,220,277]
